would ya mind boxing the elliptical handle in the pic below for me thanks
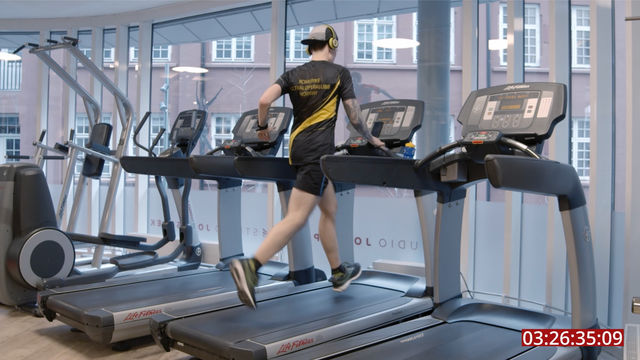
[134,111,151,138]
[38,129,47,142]
[63,36,79,46]
[69,128,75,142]
[13,44,26,54]
[132,111,153,155]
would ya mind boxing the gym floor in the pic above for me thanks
[1,304,624,359]
[0,305,189,359]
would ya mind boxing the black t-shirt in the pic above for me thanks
[276,61,356,165]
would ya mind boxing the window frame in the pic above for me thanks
[571,116,591,182]
[286,27,313,62]
[0,53,21,91]
[499,3,540,67]
[571,5,591,69]
[210,113,240,147]
[0,114,20,161]
[211,36,255,63]
[353,16,397,64]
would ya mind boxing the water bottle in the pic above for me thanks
[402,142,416,159]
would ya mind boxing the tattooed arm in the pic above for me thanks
[343,98,385,147]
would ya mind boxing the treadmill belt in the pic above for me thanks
[47,271,271,321]
[167,283,409,354]
[338,321,531,360]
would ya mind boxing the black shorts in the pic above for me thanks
[293,163,331,196]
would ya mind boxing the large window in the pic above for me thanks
[571,116,590,181]
[211,113,239,147]
[0,114,20,161]
[572,6,590,68]
[499,4,540,66]
[212,36,254,62]
[0,49,21,91]
[286,27,312,62]
[129,45,171,63]
[354,16,395,63]
[152,45,170,61]
[79,47,115,62]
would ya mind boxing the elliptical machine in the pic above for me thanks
[0,110,206,307]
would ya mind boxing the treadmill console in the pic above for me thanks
[459,82,566,146]
[223,107,293,156]
[345,99,424,151]
[168,109,207,155]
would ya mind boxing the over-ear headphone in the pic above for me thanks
[306,24,339,55]
[326,24,339,49]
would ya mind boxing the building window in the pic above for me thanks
[78,47,115,62]
[0,49,22,91]
[211,113,239,147]
[571,116,590,181]
[354,16,396,63]
[413,11,455,64]
[286,27,312,62]
[499,4,540,67]
[0,114,20,161]
[103,48,115,62]
[150,113,169,154]
[74,113,112,176]
[212,36,254,62]
[572,6,590,68]
[152,45,170,61]
[128,45,171,63]
[129,47,139,62]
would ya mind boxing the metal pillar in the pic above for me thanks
[589,0,615,325]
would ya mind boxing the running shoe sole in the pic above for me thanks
[230,261,256,309]
[332,267,362,292]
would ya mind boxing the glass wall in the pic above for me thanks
[283,1,462,274]
[0,32,39,164]
[148,4,273,257]
[0,0,631,329]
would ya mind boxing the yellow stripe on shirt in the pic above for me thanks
[288,79,341,164]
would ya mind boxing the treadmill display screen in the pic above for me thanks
[364,106,415,138]
[481,91,541,130]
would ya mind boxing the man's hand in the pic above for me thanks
[257,128,270,141]
[369,136,385,148]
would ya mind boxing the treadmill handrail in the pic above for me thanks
[485,155,586,211]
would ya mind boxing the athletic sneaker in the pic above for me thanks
[329,262,362,292]
[230,258,259,309]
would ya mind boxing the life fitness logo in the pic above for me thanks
[276,337,315,355]
[123,308,162,322]
[503,84,531,91]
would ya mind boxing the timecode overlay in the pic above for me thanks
[521,329,624,347]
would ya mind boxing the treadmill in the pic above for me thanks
[35,107,296,346]
[285,82,600,359]
[149,99,434,360]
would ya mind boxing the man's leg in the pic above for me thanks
[317,180,340,269]
[230,187,319,309]
[318,181,361,292]
[254,187,319,264]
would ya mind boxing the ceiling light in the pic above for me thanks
[172,66,208,74]
[373,38,420,49]
[0,51,21,61]
[488,39,508,51]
